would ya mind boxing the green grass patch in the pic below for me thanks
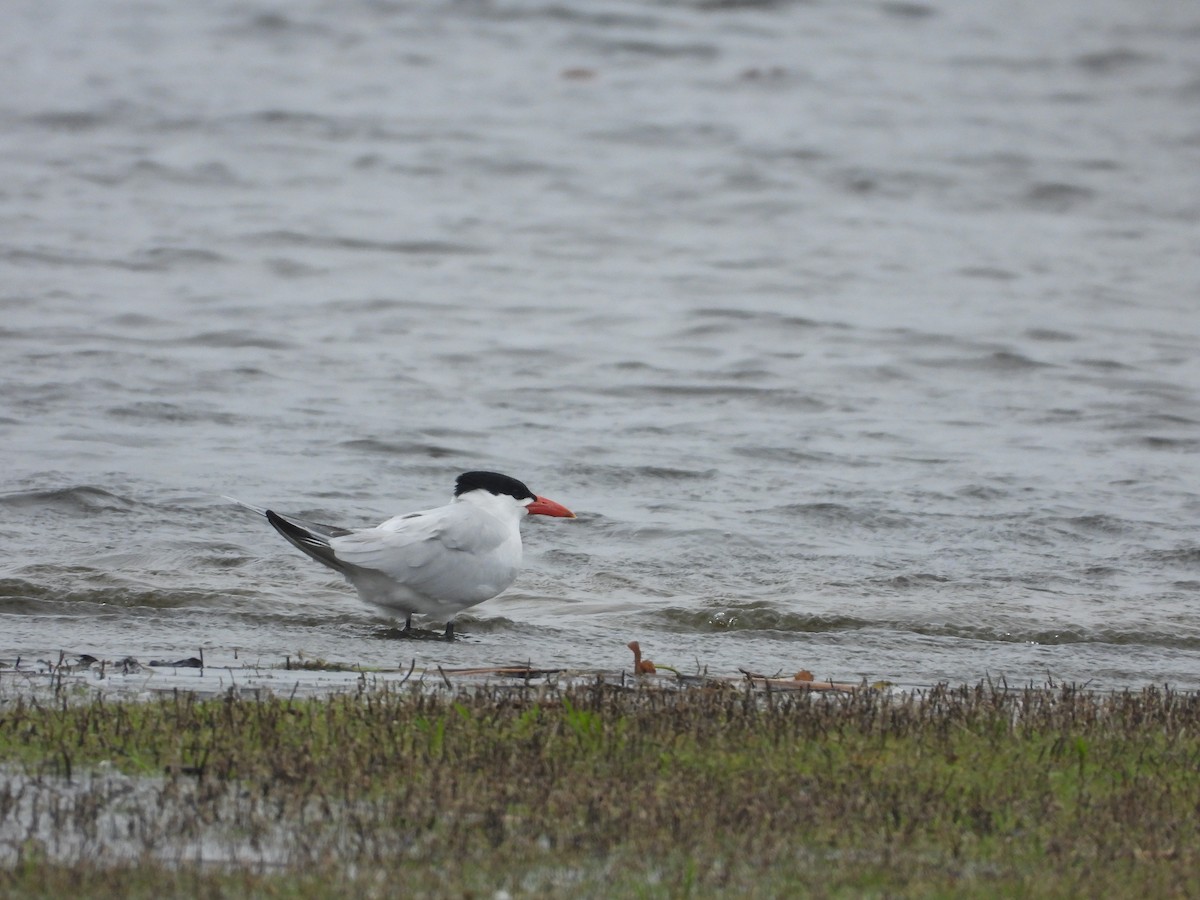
[1,682,1198,897]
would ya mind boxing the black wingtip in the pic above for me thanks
[266,509,314,546]
[264,509,347,574]
[264,509,293,536]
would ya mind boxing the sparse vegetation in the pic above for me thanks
[1,681,1199,897]
[281,656,366,672]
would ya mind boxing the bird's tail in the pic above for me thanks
[226,496,354,538]
[263,510,351,573]
[224,496,268,517]
[227,496,356,574]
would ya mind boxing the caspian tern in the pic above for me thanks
[230,471,575,638]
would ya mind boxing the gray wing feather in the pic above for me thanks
[330,507,512,600]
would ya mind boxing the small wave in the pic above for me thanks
[0,577,208,612]
[834,166,955,199]
[917,350,1052,373]
[654,604,1200,649]
[469,3,660,28]
[180,330,293,350]
[603,383,781,398]
[0,486,135,513]
[1024,328,1076,342]
[224,11,334,37]
[582,38,718,60]
[695,0,796,10]
[132,246,228,268]
[1075,48,1154,74]
[1080,357,1132,372]
[1083,566,1127,578]
[690,307,826,330]
[733,446,834,465]
[634,466,718,481]
[339,439,463,459]
[322,296,447,314]
[0,246,158,272]
[658,605,872,633]
[230,110,376,139]
[1135,436,1200,452]
[106,402,239,425]
[657,602,1200,652]
[601,384,828,410]
[879,2,938,19]
[1110,413,1200,430]
[83,160,243,189]
[1024,182,1096,212]
[869,573,952,589]
[955,484,1008,500]
[948,56,1057,74]
[1143,547,1200,567]
[25,110,111,131]
[587,122,738,149]
[1031,514,1134,536]
[927,625,1200,650]
[770,502,910,529]
[249,230,485,256]
[103,313,169,328]
[266,257,325,278]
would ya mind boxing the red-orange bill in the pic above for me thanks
[527,496,575,518]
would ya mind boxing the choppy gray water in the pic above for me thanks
[3,0,1200,691]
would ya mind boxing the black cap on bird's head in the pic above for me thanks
[455,471,536,502]
[454,471,576,518]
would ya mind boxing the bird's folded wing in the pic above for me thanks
[329,507,506,580]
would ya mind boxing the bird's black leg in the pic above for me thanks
[443,621,455,641]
